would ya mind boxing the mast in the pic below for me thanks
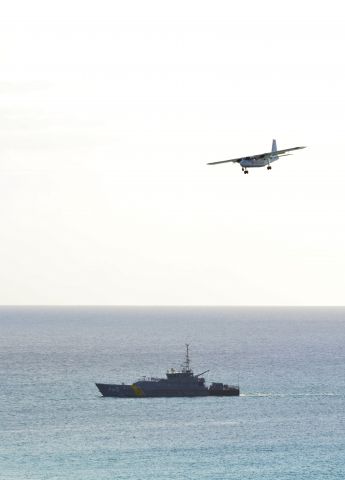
[183,343,191,373]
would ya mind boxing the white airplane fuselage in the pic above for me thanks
[240,154,278,168]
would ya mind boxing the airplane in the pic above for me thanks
[207,139,306,174]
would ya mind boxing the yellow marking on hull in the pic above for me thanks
[131,384,144,397]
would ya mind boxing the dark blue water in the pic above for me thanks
[1,307,344,479]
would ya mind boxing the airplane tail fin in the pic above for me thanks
[272,139,277,153]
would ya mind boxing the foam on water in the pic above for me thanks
[241,392,338,397]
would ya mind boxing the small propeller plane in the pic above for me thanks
[207,139,306,174]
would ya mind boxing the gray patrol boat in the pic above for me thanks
[96,344,239,397]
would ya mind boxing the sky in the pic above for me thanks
[1,0,345,305]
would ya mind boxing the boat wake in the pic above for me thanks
[240,392,338,398]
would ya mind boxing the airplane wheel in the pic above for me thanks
[267,166,271,170]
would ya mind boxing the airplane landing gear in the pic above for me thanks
[267,165,272,170]
[244,170,249,174]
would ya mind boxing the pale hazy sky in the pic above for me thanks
[1,1,345,305]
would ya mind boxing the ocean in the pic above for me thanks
[1,306,344,479]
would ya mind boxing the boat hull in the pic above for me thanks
[96,383,239,397]
[207,386,240,396]
[96,383,209,397]
[96,383,138,397]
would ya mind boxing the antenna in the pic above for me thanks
[185,343,191,372]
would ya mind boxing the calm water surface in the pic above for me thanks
[1,307,344,479]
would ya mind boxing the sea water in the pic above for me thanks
[1,307,344,479]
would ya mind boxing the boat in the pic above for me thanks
[96,344,239,397]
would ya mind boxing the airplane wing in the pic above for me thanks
[207,146,306,165]
[207,157,243,165]
[248,146,306,161]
